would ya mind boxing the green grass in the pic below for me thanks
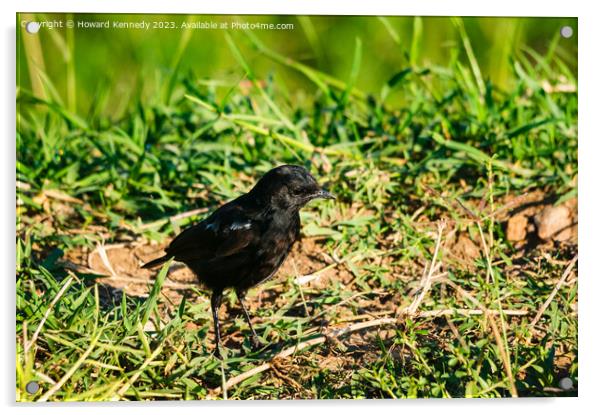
[16,16,577,400]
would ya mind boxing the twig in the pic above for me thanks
[95,243,119,279]
[294,250,366,286]
[42,189,84,205]
[16,180,32,190]
[294,268,329,285]
[210,219,528,397]
[212,317,398,396]
[488,191,532,219]
[476,218,513,376]
[415,309,528,318]
[33,370,57,385]
[444,313,470,351]
[338,308,528,323]
[529,254,578,330]
[217,304,526,393]
[25,274,74,354]
[212,302,527,396]
[170,207,210,222]
[405,221,445,315]
[307,289,386,324]
[439,283,470,351]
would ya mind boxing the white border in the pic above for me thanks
[3,1,600,414]
[12,0,580,16]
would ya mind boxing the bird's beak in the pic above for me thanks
[313,188,336,200]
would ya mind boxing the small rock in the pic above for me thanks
[534,205,573,241]
[507,214,529,241]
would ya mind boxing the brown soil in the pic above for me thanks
[63,235,339,309]
[57,190,578,374]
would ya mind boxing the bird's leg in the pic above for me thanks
[236,290,263,350]
[210,290,224,359]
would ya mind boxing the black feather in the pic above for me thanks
[141,254,170,269]
[140,165,334,357]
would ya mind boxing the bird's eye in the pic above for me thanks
[292,187,304,195]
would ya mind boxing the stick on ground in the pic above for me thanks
[529,254,578,330]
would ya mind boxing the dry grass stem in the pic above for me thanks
[404,221,446,316]
[25,274,74,354]
[95,243,119,279]
[529,254,578,330]
[38,330,102,402]
[444,278,518,397]
[213,303,527,396]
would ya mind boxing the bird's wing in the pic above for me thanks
[165,202,259,262]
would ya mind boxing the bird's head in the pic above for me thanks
[251,165,335,210]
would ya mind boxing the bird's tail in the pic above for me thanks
[141,255,170,269]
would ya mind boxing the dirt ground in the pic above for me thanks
[60,191,577,334]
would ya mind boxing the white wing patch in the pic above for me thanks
[203,218,251,233]
[229,221,252,231]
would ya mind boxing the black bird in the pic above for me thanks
[142,165,334,357]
